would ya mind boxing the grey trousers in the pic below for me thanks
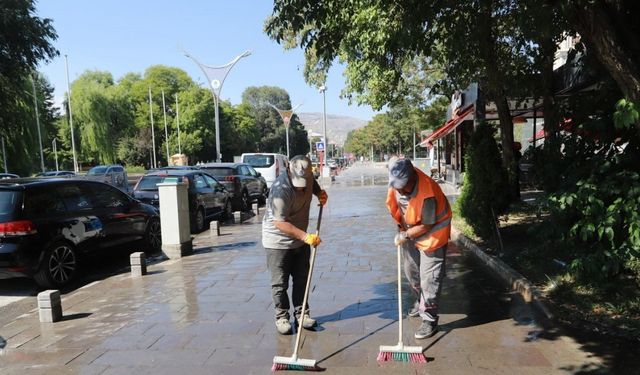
[401,241,447,323]
[265,245,311,321]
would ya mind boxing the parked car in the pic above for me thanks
[240,153,288,189]
[199,162,268,211]
[0,173,19,179]
[35,170,76,177]
[311,162,320,179]
[0,178,161,288]
[132,170,232,233]
[85,164,129,193]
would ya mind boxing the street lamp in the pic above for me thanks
[184,49,251,162]
[52,138,59,171]
[270,103,302,159]
[318,85,329,181]
[31,75,44,172]
[64,55,79,173]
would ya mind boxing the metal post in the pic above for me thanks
[214,96,220,162]
[31,75,45,172]
[176,94,182,155]
[148,87,157,169]
[1,137,7,172]
[64,55,79,173]
[532,105,537,163]
[319,85,329,182]
[52,139,59,171]
[413,123,416,160]
[162,90,170,165]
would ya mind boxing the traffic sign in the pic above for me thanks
[316,142,325,151]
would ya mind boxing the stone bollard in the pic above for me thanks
[130,252,147,277]
[252,203,259,215]
[38,290,62,323]
[234,211,242,223]
[210,220,220,236]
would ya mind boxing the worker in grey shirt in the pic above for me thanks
[262,155,328,335]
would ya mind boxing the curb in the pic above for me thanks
[451,227,554,320]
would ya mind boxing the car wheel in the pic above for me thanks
[145,218,162,253]
[193,207,205,233]
[223,199,233,221]
[34,242,78,289]
[241,190,250,212]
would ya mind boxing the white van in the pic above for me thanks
[240,153,289,189]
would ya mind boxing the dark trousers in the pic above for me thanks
[265,245,311,320]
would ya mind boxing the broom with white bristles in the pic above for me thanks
[377,243,427,363]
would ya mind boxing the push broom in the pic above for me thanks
[272,205,323,371]
[377,243,427,363]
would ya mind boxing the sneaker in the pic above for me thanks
[408,302,420,317]
[414,320,437,339]
[275,318,292,335]
[295,314,317,329]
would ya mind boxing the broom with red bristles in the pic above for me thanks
[272,205,323,371]
[377,243,427,363]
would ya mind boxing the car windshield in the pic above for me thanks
[202,168,234,176]
[87,166,108,175]
[137,175,182,191]
[0,190,20,216]
[243,155,274,168]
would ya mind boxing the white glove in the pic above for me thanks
[394,231,409,246]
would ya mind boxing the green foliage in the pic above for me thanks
[0,0,58,135]
[457,123,511,240]
[613,98,639,130]
[535,99,640,284]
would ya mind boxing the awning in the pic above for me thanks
[419,105,475,147]
[528,128,545,142]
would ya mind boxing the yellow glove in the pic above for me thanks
[318,190,328,206]
[303,233,321,247]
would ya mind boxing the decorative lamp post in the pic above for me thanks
[64,55,79,173]
[270,103,302,159]
[184,49,251,162]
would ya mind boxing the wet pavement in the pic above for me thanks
[0,163,611,374]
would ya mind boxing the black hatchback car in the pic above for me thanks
[199,162,268,211]
[0,178,161,289]
[132,170,232,233]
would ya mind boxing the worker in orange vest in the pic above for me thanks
[386,158,452,339]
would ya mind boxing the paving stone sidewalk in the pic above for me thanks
[0,164,602,374]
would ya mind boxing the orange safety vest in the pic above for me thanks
[386,167,452,252]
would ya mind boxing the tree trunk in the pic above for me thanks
[495,94,515,173]
[572,2,640,103]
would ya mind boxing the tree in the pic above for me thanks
[0,0,58,135]
[562,0,640,104]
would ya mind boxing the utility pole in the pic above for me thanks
[31,74,45,172]
[65,55,79,173]
[162,90,170,165]
[148,87,157,169]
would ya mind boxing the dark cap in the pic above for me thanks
[388,158,415,189]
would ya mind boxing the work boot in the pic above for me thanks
[295,314,317,330]
[414,320,437,339]
[408,301,420,317]
[275,318,292,335]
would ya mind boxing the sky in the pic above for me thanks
[35,0,378,122]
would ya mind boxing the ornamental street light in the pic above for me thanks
[270,103,302,159]
[184,49,251,162]
[52,138,59,171]
[318,85,329,182]
[31,75,45,172]
[64,55,79,173]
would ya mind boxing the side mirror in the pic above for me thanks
[256,172,262,177]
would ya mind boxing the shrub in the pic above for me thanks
[458,122,511,240]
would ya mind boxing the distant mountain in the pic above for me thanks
[296,113,368,146]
